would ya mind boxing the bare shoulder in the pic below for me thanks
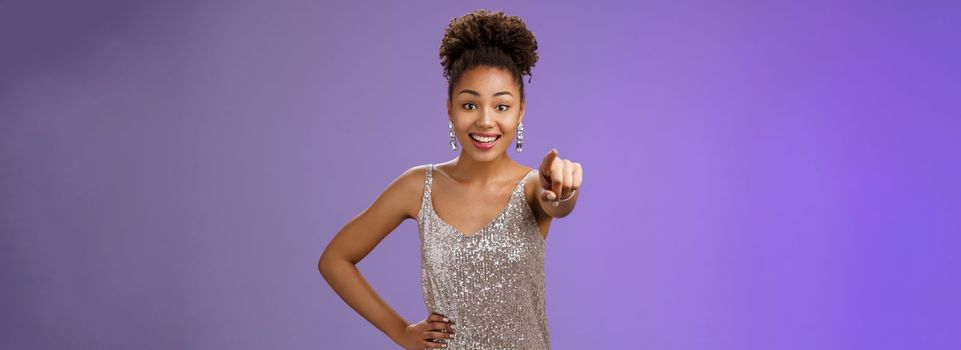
[395,164,429,189]
[522,165,553,238]
[385,164,429,220]
[522,166,542,209]
[518,163,538,183]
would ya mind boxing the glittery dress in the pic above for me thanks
[417,164,550,349]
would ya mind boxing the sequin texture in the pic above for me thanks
[417,164,550,349]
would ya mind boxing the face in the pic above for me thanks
[447,65,525,162]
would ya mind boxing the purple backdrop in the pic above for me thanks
[2,0,959,349]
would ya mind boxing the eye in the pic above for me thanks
[462,103,477,110]
[497,104,510,111]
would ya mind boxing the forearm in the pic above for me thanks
[319,258,408,343]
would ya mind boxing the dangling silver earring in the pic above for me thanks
[449,120,458,151]
[515,122,524,152]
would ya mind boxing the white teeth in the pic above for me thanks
[470,134,498,143]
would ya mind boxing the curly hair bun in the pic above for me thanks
[439,9,539,86]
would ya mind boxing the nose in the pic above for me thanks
[475,107,495,128]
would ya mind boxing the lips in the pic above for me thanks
[469,133,500,143]
[469,133,500,150]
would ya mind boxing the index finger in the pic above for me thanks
[539,149,558,190]
[539,148,558,174]
[429,313,451,323]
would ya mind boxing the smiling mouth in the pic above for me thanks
[469,134,501,143]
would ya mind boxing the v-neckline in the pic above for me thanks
[428,168,533,238]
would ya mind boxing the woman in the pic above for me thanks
[318,9,583,349]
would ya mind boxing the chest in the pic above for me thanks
[430,178,528,237]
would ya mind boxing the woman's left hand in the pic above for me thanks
[537,148,582,207]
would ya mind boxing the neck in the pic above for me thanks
[449,152,515,183]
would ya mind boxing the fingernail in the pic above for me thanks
[547,193,556,200]
[450,334,456,338]
[450,324,456,329]
[442,345,447,348]
[443,317,449,322]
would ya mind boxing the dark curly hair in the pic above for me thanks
[439,9,539,102]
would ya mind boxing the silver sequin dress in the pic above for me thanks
[417,164,550,349]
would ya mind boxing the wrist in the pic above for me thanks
[387,322,409,344]
[558,189,577,201]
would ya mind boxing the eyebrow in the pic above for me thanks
[457,89,513,98]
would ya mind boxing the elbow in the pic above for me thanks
[318,250,336,278]
[318,249,353,279]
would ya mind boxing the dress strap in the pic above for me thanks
[507,168,538,200]
[418,164,434,223]
[517,169,538,191]
[424,164,434,195]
